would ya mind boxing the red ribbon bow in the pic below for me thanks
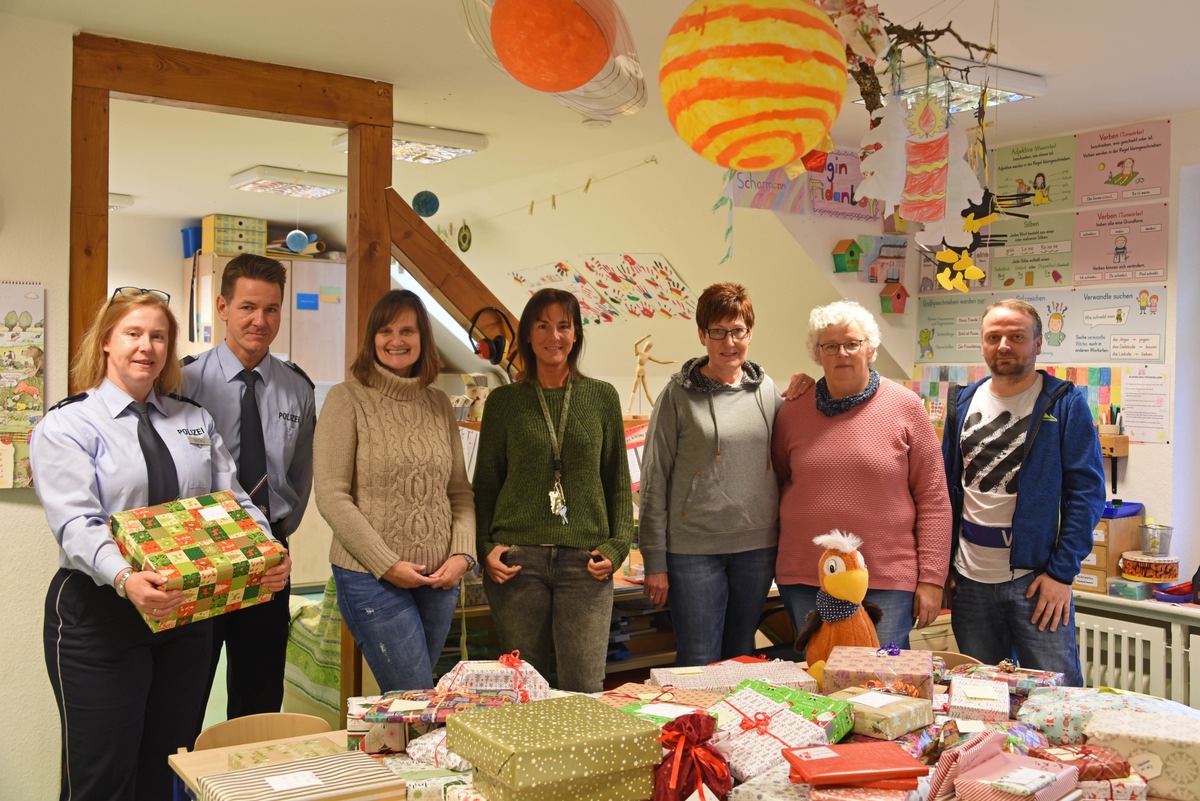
[498,650,530,702]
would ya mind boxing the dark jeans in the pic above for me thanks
[44,568,211,801]
[333,564,461,692]
[665,547,777,666]
[779,583,916,658]
[951,572,1084,686]
[483,545,613,693]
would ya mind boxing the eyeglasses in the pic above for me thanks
[108,286,171,307]
[817,339,866,356]
[705,327,751,341]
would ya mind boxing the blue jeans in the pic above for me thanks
[951,572,1083,686]
[666,547,777,666]
[333,564,460,692]
[779,583,915,658]
[484,545,613,693]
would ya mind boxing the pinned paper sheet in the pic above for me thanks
[319,285,342,304]
[296,293,319,311]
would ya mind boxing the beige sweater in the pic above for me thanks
[314,364,474,577]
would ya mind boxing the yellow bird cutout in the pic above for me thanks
[936,248,985,293]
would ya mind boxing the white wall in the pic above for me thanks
[0,13,73,800]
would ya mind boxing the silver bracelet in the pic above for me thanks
[115,568,134,599]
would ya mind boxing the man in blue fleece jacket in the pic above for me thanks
[942,299,1105,685]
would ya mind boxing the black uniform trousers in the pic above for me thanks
[44,568,210,801]
[197,532,290,733]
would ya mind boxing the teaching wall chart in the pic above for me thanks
[915,286,1167,364]
[1074,119,1170,207]
[987,212,1075,289]
[1072,203,1168,284]
[994,135,1077,210]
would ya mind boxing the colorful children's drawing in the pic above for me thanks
[1044,302,1068,347]
[0,283,44,489]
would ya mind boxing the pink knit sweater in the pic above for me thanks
[771,378,951,590]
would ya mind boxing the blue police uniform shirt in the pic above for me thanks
[30,378,272,588]
[181,342,315,537]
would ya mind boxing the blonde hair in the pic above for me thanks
[71,293,182,395]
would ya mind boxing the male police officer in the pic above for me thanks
[184,254,315,723]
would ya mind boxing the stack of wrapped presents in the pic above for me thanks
[185,646,1200,801]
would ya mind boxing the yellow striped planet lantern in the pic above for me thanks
[660,0,848,171]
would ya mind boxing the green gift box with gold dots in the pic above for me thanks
[110,490,282,633]
[447,695,661,801]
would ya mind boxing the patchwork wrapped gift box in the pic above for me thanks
[945,663,1065,698]
[823,647,934,700]
[1017,687,1200,745]
[446,695,660,801]
[830,686,933,741]
[1083,709,1200,801]
[596,681,723,712]
[736,679,855,743]
[346,695,383,751]
[363,688,520,725]
[435,653,551,701]
[649,659,817,695]
[111,491,283,632]
[1028,744,1131,781]
[948,676,1011,721]
[709,685,828,781]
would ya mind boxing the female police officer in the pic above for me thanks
[31,287,290,801]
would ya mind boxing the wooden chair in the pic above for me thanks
[933,649,983,670]
[194,712,332,751]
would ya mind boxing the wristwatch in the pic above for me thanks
[455,552,477,571]
[115,568,134,599]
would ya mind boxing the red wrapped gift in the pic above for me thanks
[654,712,732,801]
[1028,744,1131,781]
[782,741,929,787]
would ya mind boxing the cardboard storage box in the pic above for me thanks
[201,214,268,255]
[110,491,282,632]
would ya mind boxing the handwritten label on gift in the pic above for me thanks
[955,719,987,733]
[198,506,232,522]
[1131,752,1162,779]
[847,691,904,709]
[637,702,700,720]
[670,666,706,675]
[388,699,430,713]
[788,746,839,761]
[266,771,323,790]
[962,683,1003,701]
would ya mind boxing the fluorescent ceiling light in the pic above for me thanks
[228,165,346,198]
[332,122,488,164]
[858,57,1047,114]
[108,192,134,211]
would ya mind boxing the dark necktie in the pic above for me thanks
[237,369,270,518]
[130,401,179,506]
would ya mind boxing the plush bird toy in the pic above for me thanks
[796,530,882,691]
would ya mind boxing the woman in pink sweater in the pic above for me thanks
[772,300,951,652]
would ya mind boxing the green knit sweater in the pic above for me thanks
[473,377,633,567]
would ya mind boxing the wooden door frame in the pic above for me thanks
[70,33,394,392]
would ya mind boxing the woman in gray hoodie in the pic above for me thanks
[638,282,789,666]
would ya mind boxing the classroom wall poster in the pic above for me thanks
[509,254,697,327]
[1074,119,1170,207]
[808,148,881,221]
[915,286,1167,364]
[730,168,807,213]
[1072,203,1168,284]
[993,135,1076,210]
[987,212,1074,289]
[1119,365,1170,442]
[0,283,44,489]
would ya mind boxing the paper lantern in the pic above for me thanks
[491,0,611,93]
[660,0,847,171]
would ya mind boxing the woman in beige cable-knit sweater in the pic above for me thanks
[314,290,475,691]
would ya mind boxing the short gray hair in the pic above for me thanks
[807,300,881,362]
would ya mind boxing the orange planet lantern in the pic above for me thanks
[491,0,612,93]
[660,0,848,171]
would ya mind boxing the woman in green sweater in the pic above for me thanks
[474,288,633,692]
[314,290,475,691]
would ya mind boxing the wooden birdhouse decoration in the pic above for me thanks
[879,282,909,315]
[832,239,863,273]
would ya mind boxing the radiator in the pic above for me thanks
[1191,634,1200,708]
[1075,612,1167,696]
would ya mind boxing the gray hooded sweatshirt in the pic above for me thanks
[638,356,783,574]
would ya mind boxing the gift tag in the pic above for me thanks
[788,745,839,761]
[684,784,720,801]
[670,666,705,675]
[638,702,701,720]
[955,719,987,733]
[1131,752,1162,780]
[198,505,232,522]
[847,691,904,709]
[990,767,1058,796]
[267,771,323,791]
[388,698,430,713]
[962,683,1002,701]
